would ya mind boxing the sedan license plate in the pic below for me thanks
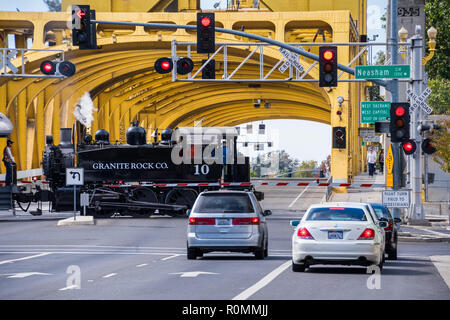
[328,231,343,239]
[216,218,232,226]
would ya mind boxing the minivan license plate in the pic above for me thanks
[328,231,343,239]
[217,218,231,226]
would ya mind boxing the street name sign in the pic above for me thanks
[278,48,304,74]
[355,65,410,79]
[360,101,391,123]
[406,87,432,114]
[382,190,410,208]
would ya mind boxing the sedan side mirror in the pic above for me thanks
[290,220,300,227]
[263,210,272,216]
[394,218,402,224]
[186,209,191,216]
[378,221,388,228]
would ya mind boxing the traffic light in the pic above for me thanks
[154,57,173,74]
[40,60,76,77]
[197,13,215,53]
[332,126,346,149]
[319,46,337,87]
[202,59,215,79]
[421,138,436,154]
[389,103,410,142]
[401,139,417,155]
[72,5,97,50]
[176,57,194,75]
[40,60,56,75]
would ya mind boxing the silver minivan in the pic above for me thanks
[186,190,271,259]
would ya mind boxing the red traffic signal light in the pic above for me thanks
[389,103,410,142]
[319,46,337,87]
[197,12,215,54]
[421,138,436,154]
[71,5,97,50]
[58,61,76,77]
[40,60,56,75]
[401,139,416,155]
[154,57,173,74]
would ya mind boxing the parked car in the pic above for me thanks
[291,202,387,272]
[369,203,401,260]
[186,190,271,260]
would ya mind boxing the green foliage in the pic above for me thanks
[425,0,450,79]
[428,78,450,114]
[430,119,450,172]
[293,160,318,178]
[43,0,61,12]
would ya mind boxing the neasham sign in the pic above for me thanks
[382,190,410,208]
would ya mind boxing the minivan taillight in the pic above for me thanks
[233,217,260,225]
[297,227,314,240]
[188,218,215,225]
[358,228,375,240]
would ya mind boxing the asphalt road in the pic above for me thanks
[0,213,449,300]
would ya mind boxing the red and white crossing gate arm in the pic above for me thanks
[97,182,385,188]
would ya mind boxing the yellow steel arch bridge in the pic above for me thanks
[0,0,370,182]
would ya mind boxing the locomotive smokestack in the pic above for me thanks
[59,128,73,148]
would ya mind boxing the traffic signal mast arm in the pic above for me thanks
[90,19,389,87]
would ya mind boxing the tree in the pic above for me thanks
[428,78,450,115]
[425,0,450,80]
[43,0,61,12]
[429,119,450,173]
[293,160,318,178]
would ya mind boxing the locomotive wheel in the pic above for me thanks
[131,187,158,215]
[164,188,198,217]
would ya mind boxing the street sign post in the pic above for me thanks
[382,190,410,208]
[355,65,410,79]
[66,168,84,220]
[360,101,391,123]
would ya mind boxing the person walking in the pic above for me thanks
[3,139,15,186]
[378,149,384,174]
[366,146,377,178]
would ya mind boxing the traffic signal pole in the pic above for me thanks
[409,27,425,222]
[388,0,402,222]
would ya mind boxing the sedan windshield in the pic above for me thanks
[194,193,254,213]
[306,207,367,221]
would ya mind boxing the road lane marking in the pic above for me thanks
[170,271,219,278]
[0,252,52,265]
[161,254,180,261]
[102,273,117,278]
[1,272,52,278]
[430,255,450,290]
[288,186,309,208]
[136,263,148,267]
[232,260,291,300]
[59,285,79,291]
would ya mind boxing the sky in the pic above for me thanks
[0,0,388,164]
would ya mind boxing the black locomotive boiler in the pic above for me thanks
[40,124,253,217]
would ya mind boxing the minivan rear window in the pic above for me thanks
[306,207,367,221]
[194,193,254,213]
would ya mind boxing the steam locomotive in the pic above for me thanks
[32,124,254,217]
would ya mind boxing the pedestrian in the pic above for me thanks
[366,146,377,178]
[378,149,384,174]
[3,139,15,186]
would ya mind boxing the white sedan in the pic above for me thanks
[291,202,387,272]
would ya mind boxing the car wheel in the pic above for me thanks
[292,261,306,272]
[187,247,197,260]
[264,239,268,258]
[254,246,265,260]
